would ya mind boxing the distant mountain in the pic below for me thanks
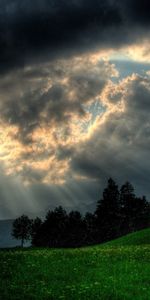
[0,219,30,248]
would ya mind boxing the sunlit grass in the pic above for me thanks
[0,229,149,300]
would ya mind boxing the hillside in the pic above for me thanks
[103,228,150,247]
[0,228,149,300]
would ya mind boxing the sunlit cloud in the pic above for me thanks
[109,39,150,63]
[0,53,119,188]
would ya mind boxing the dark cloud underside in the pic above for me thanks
[0,0,150,73]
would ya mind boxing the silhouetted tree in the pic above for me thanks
[120,181,136,233]
[84,212,97,245]
[31,217,43,246]
[66,211,85,247]
[95,178,120,242]
[129,196,150,231]
[38,206,68,247]
[12,215,32,247]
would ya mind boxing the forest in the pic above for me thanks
[12,178,150,247]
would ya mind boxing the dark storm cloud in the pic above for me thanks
[120,0,150,24]
[0,80,85,144]
[70,74,150,198]
[1,0,150,73]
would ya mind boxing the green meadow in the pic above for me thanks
[0,228,149,300]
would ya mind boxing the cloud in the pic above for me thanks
[1,56,150,195]
[1,0,150,73]
[0,56,114,144]
[1,58,150,217]
[1,1,150,219]
[0,54,118,189]
[70,73,150,197]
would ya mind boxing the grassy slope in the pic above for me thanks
[103,228,150,246]
[0,229,149,300]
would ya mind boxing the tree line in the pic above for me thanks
[12,178,150,247]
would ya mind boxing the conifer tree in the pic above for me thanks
[95,178,120,242]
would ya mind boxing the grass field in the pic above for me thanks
[0,229,149,300]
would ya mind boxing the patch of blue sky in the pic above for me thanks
[110,59,150,82]
[81,100,106,133]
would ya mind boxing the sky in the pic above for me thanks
[1,0,150,219]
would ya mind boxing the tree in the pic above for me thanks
[41,206,68,247]
[84,212,97,245]
[95,178,120,242]
[31,217,42,247]
[120,181,136,233]
[133,196,150,231]
[12,215,32,247]
[66,211,85,247]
